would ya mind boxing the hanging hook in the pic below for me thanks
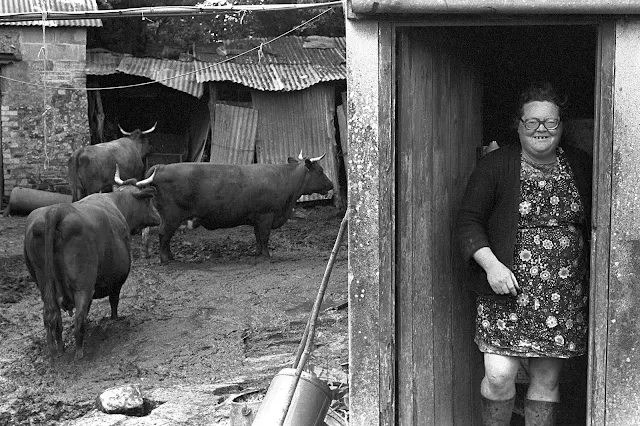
[141,10,153,23]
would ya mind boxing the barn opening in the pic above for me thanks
[87,73,209,168]
[395,23,596,424]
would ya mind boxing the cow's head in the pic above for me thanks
[113,164,161,233]
[118,122,157,157]
[288,151,334,196]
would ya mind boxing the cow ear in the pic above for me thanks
[133,187,156,199]
[287,157,298,164]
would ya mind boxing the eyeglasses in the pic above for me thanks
[520,117,561,131]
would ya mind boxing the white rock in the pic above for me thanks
[96,384,145,416]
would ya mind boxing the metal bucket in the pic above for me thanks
[229,390,263,426]
[251,368,332,426]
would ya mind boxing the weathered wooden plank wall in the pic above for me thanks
[396,27,483,425]
[378,21,396,426]
[588,20,615,426]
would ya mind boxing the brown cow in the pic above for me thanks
[23,166,160,359]
[68,123,156,201]
[146,152,333,263]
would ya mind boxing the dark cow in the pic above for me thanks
[68,123,156,201]
[147,152,334,263]
[23,166,160,360]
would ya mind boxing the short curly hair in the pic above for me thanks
[514,81,567,127]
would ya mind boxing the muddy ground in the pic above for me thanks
[0,203,348,425]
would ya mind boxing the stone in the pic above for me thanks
[95,384,146,416]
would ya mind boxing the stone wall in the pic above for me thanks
[1,26,90,197]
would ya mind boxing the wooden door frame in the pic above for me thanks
[587,20,615,426]
[385,19,611,425]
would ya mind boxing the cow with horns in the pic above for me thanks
[144,152,334,263]
[23,166,160,360]
[68,123,156,201]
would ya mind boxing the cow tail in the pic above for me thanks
[68,152,82,202]
[44,206,73,316]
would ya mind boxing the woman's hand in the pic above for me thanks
[472,247,520,296]
[485,261,520,296]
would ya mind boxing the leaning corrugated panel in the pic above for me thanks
[252,84,337,202]
[210,104,258,165]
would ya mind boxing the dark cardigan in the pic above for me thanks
[456,143,593,298]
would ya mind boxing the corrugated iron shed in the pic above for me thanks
[0,0,101,27]
[194,36,346,91]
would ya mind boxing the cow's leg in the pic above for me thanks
[109,294,119,319]
[141,226,151,258]
[64,241,98,360]
[28,260,63,356]
[43,303,63,356]
[159,219,180,263]
[253,214,274,258]
[73,289,93,360]
[108,284,124,319]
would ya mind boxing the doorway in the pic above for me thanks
[395,24,596,425]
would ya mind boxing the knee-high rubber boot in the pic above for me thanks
[525,399,557,426]
[481,395,515,426]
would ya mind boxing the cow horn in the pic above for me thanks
[141,122,157,135]
[118,124,132,136]
[136,169,156,187]
[298,150,304,161]
[114,164,124,185]
[309,153,326,162]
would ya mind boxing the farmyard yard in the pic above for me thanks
[0,203,348,425]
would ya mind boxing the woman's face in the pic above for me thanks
[518,101,563,162]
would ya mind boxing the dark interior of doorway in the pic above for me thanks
[470,24,596,426]
[88,74,199,144]
[87,74,213,163]
[476,25,597,155]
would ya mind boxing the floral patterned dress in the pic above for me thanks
[475,148,589,358]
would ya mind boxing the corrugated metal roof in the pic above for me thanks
[0,0,102,27]
[86,35,345,95]
[194,36,346,91]
[85,48,122,75]
[85,50,204,98]
[117,56,204,98]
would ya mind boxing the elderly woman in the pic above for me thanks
[457,82,592,426]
